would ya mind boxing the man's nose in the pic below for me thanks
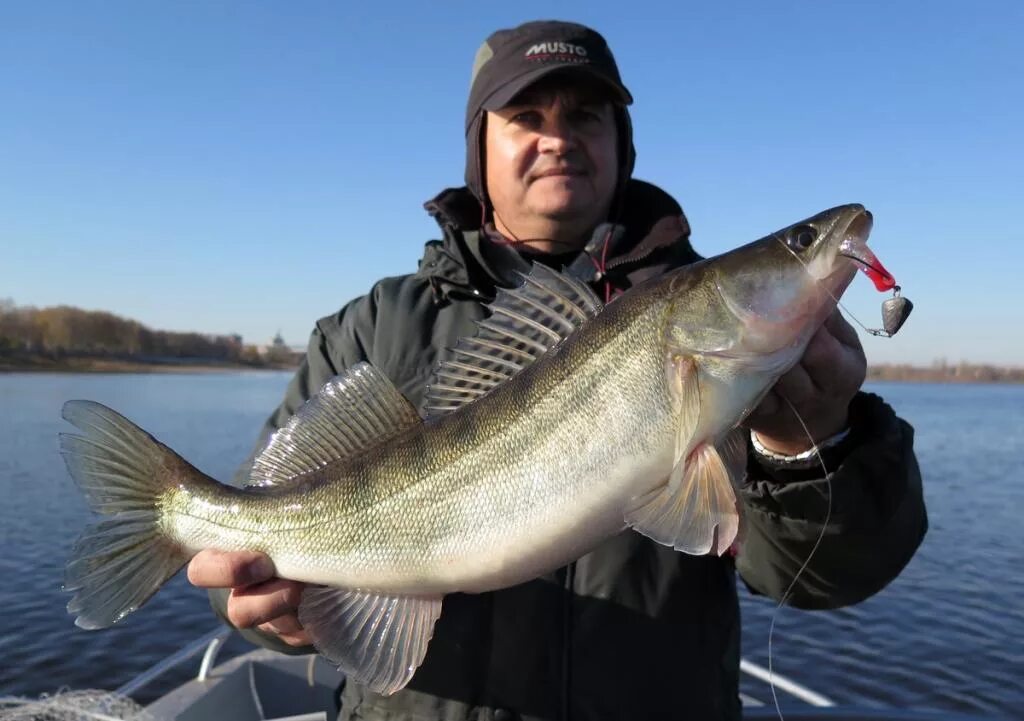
[536,112,577,154]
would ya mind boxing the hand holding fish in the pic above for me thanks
[187,549,311,647]
[744,310,867,456]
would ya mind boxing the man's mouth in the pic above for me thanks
[533,167,586,180]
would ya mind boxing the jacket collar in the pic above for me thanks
[419,179,697,302]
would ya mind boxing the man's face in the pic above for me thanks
[484,76,619,245]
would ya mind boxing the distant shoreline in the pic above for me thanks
[867,377,1024,385]
[866,364,1024,384]
[2,356,1022,383]
[0,355,299,374]
[1,303,304,373]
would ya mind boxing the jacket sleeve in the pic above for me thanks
[208,295,378,654]
[734,391,927,610]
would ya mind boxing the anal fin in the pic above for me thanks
[625,440,743,557]
[298,587,442,695]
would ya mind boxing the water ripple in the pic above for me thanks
[3,375,1022,715]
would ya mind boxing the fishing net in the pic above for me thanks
[0,690,155,721]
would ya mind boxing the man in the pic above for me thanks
[188,20,926,721]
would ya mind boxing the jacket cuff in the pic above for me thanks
[741,390,919,528]
[736,391,927,608]
[747,391,873,486]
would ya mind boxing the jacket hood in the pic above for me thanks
[419,179,699,303]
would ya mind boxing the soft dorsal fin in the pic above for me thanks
[423,264,602,417]
[249,363,421,487]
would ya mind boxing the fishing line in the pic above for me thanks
[838,252,890,282]
[765,397,833,721]
[836,291,913,339]
[761,221,913,717]
[772,235,912,339]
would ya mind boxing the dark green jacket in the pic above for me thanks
[214,181,927,721]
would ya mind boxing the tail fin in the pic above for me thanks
[59,400,193,629]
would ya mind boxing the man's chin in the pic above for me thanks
[529,194,593,220]
[535,205,591,223]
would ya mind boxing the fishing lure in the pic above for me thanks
[842,245,913,337]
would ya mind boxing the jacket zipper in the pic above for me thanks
[561,561,576,721]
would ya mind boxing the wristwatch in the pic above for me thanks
[750,427,852,470]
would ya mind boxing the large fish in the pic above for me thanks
[60,204,877,695]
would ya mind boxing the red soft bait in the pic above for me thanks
[839,218,913,337]
[861,256,896,292]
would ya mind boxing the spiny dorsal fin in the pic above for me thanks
[249,363,421,487]
[423,264,602,417]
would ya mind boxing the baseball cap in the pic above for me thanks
[465,20,633,134]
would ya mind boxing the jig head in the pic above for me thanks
[868,285,913,337]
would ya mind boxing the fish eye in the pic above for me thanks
[787,225,818,251]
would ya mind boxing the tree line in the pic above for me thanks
[0,299,295,366]
[867,361,1024,383]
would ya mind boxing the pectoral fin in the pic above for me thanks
[626,355,746,555]
[626,440,743,557]
[665,354,700,483]
[298,587,442,695]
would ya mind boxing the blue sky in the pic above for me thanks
[1,1,1020,365]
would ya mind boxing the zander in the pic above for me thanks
[60,204,875,696]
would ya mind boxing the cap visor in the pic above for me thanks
[481,65,633,111]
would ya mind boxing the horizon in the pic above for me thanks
[1,2,1021,364]
[2,297,1021,369]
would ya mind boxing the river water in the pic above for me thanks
[0,373,1020,717]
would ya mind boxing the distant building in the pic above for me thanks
[254,331,304,367]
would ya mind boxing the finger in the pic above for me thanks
[227,578,305,629]
[747,388,781,421]
[259,616,312,646]
[278,630,315,647]
[825,310,862,349]
[819,316,866,387]
[187,550,276,589]
[801,325,846,392]
[772,364,815,406]
[258,613,304,636]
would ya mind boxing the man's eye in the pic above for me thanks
[570,108,604,125]
[512,111,542,127]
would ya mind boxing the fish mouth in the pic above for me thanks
[837,209,897,291]
[844,208,873,246]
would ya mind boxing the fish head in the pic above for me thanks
[664,204,872,360]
